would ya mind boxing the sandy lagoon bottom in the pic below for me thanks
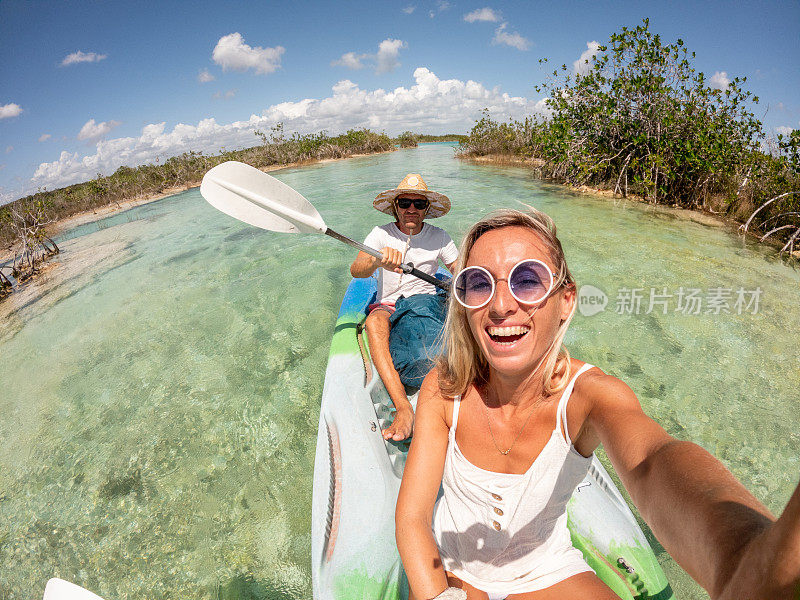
[1,145,799,599]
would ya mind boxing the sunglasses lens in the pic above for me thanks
[510,260,552,303]
[397,198,428,209]
[455,267,493,307]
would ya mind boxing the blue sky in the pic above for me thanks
[1,0,798,203]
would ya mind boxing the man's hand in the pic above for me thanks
[377,247,404,274]
[350,247,404,278]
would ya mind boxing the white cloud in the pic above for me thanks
[574,41,601,75]
[27,67,546,196]
[334,39,406,74]
[61,51,107,66]
[198,69,215,83]
[376,39,406,74]
[429,0,450,17]
[402,5,415,14]
[0,103,23,119]
[77,119,122,141]
[776,126,795,136]
[38,134,51,142]
[709,71,730,90]
[464,8,500,22]
[213,89,237,99]
[212,32,285,75]
[492,23,530,51]
[331,52,366,70]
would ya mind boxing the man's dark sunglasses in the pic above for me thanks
[396,197,429,210]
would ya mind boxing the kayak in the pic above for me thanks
[311,275,676,600]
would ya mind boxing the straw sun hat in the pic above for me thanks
[373,173,451,218]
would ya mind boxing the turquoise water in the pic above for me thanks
[1,145,798,599]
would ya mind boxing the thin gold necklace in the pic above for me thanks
[482,394,540,456]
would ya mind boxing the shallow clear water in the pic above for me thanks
[1,144,798,599]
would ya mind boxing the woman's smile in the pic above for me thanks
[485,323,531,347]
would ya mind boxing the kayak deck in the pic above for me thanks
[367,374,416,478]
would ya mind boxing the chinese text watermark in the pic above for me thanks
[578,285,762,317]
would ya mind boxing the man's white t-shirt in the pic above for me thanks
[363,222,459,305]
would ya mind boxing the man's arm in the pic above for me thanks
[350,247,404,278]
[350,251,379,278]
[583,373,800,599]
[438,230,459,275]
[351,227,403,278]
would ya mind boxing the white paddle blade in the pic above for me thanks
[200,161,327,234]
[43,579,106,600]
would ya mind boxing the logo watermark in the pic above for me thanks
[577,285,762,317]
[578,285,608,317]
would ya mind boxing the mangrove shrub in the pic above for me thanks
[458,19,799,250]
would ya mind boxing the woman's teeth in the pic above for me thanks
[486,325,530,345]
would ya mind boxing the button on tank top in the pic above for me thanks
[431,363,595,595]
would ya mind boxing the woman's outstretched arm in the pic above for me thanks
[396,369,451,600]
[716,481,800,600]
[582,372,800,600]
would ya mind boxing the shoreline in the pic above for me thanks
[49,150,393,237]
[459,153,800,250]
[1,150,393,267]
[0,150,393,306]
[3,147,794,301]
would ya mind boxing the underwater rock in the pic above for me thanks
[99,467,142,500]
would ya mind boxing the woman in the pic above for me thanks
[395,209,800,600]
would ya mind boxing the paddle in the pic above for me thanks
[43,579,105,600]
[200,161,450,291]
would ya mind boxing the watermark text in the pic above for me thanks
[578,285,762,317]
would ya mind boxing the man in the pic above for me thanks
[350,174,458,441]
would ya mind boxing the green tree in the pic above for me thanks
[458,20,799,252]
[397,131,419,148]
[535,18,763,206]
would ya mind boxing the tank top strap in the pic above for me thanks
[450,395,462,435]
[556,363,594,444]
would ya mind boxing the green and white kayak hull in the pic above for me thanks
[311,277,675,600]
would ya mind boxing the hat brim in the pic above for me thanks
[373,188,451,218]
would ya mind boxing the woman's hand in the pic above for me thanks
[432,587,467,600]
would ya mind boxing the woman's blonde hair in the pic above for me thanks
[437,208,577,398]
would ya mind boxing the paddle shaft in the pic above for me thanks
[324,228,450,291]
[200,161,450,292]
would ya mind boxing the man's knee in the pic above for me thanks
[364,308,391,333]
[365,310,391,338]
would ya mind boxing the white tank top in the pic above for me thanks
[432,363,595,595]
